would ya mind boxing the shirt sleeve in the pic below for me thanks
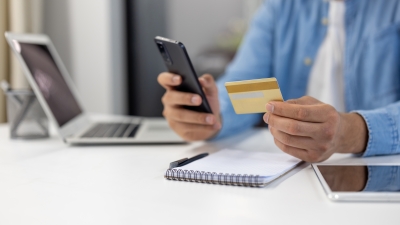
[354,101,400,157]
[213,0,277,139]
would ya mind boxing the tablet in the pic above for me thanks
[312,164,400,202]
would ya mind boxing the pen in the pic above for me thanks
[169,153,209,169]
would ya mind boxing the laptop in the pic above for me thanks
[5,32,184,144]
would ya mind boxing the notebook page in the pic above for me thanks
[178,149,301,177]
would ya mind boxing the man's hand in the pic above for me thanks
[157,73,221,141]
[264,96,368,162]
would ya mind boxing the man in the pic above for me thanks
[158,0,400,162]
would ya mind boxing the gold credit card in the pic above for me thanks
[225,78,284,114]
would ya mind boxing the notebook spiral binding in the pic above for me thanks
[165,169,264,187]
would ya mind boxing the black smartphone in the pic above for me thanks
[154,36,212,113]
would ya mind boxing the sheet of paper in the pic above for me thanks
[179,149,301,177]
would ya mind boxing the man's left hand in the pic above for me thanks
[264,96,368,162]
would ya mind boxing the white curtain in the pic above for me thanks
[0,0,43,123]
[9,0,43,89]
[0,0,9,123]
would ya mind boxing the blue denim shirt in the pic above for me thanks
[215,0,400,158]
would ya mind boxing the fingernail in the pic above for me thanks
[172,75,180,83]
[213,123,221,130]
[200,77,207,85]
[266,103,274,113]
[206,115,214,124]
[263,113,270,123]
[191,96,200,104]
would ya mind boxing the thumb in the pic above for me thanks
[286,96,321,105]
[199,74,218,96]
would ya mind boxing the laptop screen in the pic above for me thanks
[18,42,82,127]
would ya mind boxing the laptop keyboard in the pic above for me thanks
[81,123,140,138]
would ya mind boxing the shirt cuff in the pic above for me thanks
[353,108,398,157]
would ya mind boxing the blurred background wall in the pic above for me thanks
[0,0,262,123]
[127,0,262,117]
[43,0,127,115]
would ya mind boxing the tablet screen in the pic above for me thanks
[317,165,400,192]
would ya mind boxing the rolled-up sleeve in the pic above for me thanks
[355,101,400,157]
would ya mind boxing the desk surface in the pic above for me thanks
[0,124,399,225]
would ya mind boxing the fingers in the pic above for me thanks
[158,72,221,141]
[264,113,321,137]
[157,72,182,90]
[164,107,221,141]
[168,120,220,141]
[285,96,321,105]
[199,74,218,96]
[273,138,310,161]
[270,127,326,152]
[267,96,341,162]
[266,101,337,123]
[162,90,202,106]
[163,107,220,127]
[274,138,328,162]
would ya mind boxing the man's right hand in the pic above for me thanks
[157,72,222,141]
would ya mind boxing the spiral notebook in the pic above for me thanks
[165,149,302,187]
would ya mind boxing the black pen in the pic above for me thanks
[169,153,209,169]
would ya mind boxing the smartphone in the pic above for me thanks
[154,36,212,113]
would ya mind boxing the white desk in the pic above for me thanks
[0,124,399,225]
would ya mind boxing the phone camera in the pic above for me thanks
[157,42,173,65]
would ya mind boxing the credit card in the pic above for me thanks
[225,78,284,114]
